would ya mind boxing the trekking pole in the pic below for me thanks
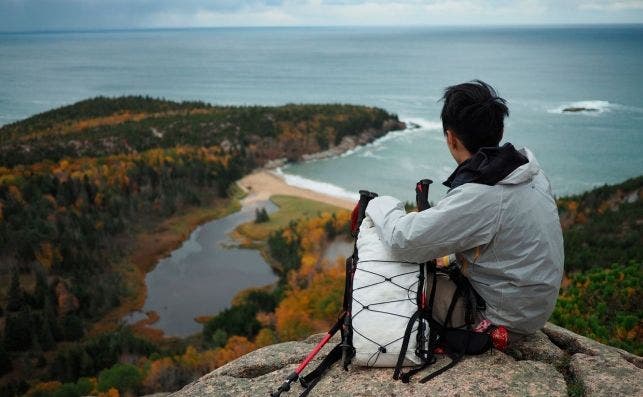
[415,179,433,211]
[270,321,342,397]
[414,179,433,363]
[269,190,377,397]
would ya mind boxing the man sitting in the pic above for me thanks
[365,80,564,341]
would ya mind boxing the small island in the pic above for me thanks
[562,106,599,113]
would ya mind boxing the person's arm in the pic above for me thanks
[365,185,501,263]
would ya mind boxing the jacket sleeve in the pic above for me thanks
[364,185,501,263]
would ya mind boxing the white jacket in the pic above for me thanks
[365,148,564,335]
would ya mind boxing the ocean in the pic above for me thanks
[1,26,642,201]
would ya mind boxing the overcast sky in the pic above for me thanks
[1,0,643,32]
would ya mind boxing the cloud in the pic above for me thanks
[580,1,643,11]
[0,0,642,31]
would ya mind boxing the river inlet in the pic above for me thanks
[125,200,279,337]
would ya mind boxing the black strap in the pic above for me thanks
[415,263,426,359]
[427,263,438,311]
[393,310,421,380]
[399,354,437,383]
[419,352,464,383]
[299,343,344,396]
[393,309,440,383]
[393,263,440,383]
[419,322,476,383]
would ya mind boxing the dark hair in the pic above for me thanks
[440,80,509,154]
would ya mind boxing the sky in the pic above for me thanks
[1,0,643,32]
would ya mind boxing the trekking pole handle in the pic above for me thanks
[415,179,433,211]
[357,190,378,226]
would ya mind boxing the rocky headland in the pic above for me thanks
[171,323,642,397]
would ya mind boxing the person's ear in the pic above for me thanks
[446,129,457,150]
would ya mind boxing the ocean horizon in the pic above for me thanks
[2,23,643,34]
[1,25,642,200]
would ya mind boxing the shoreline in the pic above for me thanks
[238,170,356,211]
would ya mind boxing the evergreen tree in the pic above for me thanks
[33,268,49,310]
[61,314,84,341]
[44,296,63,341]
[3,307,32,351]
[5,268,24,312]
[0,339,11,376]
[33,312,56,351]
[30,334,47,369]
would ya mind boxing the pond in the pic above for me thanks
[124,200,279,337]
[322,237,354,266]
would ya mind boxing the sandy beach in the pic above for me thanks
[238,170,355,210]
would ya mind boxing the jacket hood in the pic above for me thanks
[498,147,541,185]
[443,142,533,189]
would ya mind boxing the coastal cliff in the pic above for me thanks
[172,323,642,397]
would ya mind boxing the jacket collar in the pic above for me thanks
[443,142,529,190]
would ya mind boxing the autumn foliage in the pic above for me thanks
[552,261,642,355]
[269,211,351,340]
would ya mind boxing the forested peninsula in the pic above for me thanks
[0,96,404,396]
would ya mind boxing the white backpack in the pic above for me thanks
[352,216,424,367]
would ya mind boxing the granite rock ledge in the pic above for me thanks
[171,323,642,397]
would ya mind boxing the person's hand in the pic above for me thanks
[361,215,374,228]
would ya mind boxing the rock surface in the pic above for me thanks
[171,323,642,397]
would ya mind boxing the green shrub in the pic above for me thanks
[254,207,269,223]
[203,305,261,343]
[97,363,143,393]
[210,329,228,348]
[52,383,82,397]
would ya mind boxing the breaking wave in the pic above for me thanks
[404,117,443,130]
[274,168,359,201]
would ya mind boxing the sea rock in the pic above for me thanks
[562,107,598,113]
[170,322,641,397]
